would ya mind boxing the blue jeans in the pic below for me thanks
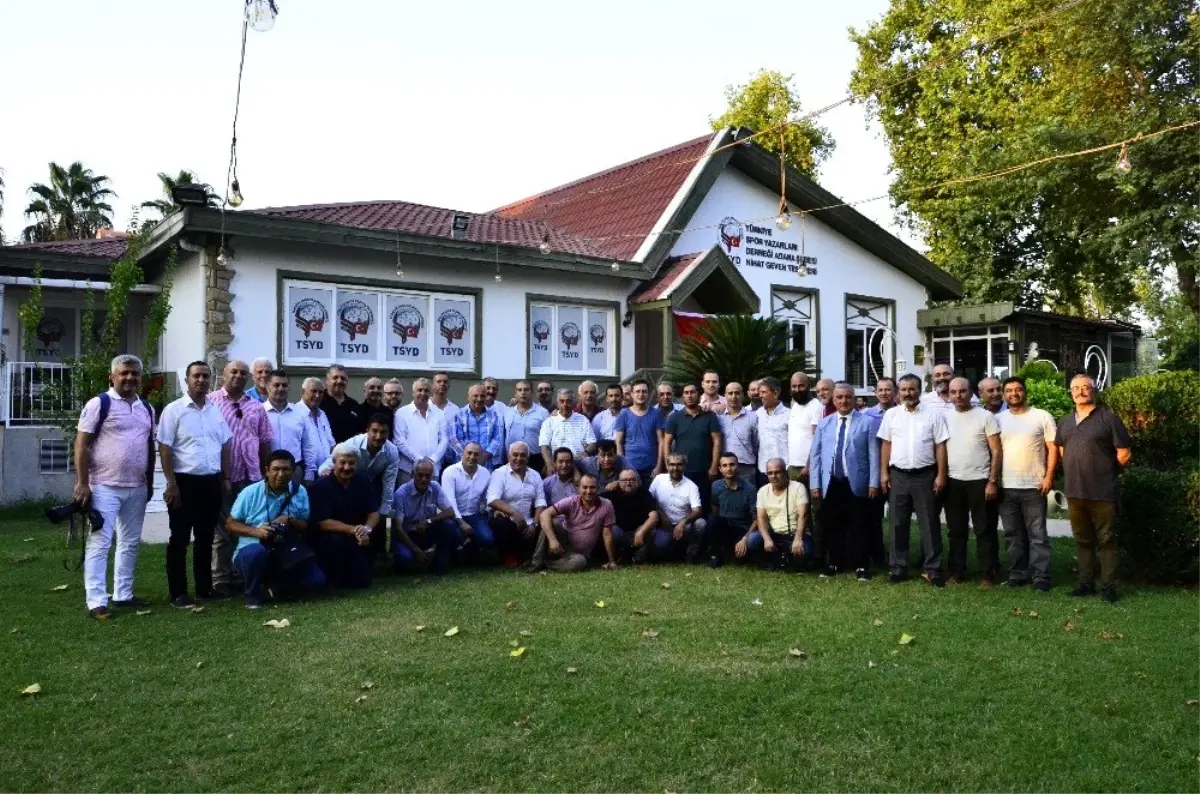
[308,532,372,589]
[234,543,326,602]
[393,518,462,574]
[461,514,495,547]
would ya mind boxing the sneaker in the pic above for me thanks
[708,556,723,569]
[921,572,945,588]
[888,572,907,584]
[244,597,266,610]
[169,595,196,610]
[1101,586,1119,604]
[112,596,150,609]
[819,566,838,579]
[1069,584,1096,597]
[1034,581,1052,593]
[87,605,114,620]
[197,589,232,601]
[856,568,871,582]
[1003,579,1029,588]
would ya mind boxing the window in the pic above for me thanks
[845,298,893,390]
[282,279,476,372]
[528,301,616,376]
[771,288,817,361]
[39,439,72,474]
[930,325,1011,385]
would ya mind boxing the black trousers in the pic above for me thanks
[489,514,537,560]
[166,473,222,599]
[709,515,753,560]
[944,478,1000,578]
[888,466,943,576]
[686,471,714,517]
[867,492,888,567]
[816,476,869,571]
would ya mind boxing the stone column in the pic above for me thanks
[204,245,236,377]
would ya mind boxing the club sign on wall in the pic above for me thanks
[529,302,613,375]
[717,217,818,275]
[284,279,475,371]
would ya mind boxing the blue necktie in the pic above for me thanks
[833,416,847,479]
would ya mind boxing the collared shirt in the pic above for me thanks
[441,462,491,519]
[576,454,629,491]
[301,403,336,463]
[757,482,808,534]
[318,434,401,516]
[712,477,757,526]
[664,408,722,474]
[920,391,978,412]
[487,401,510,454]
[538,412,596,457]
[361,401,394,439]
[391,480,454,529]
[787,398,824,468]
[603,488,657,532]
[755,403,790,474]
[77,388,155,487]
[452,408,503,468]
[265,401,319,478]
[432,398,460,434]
[543,474,579,505]
[156,395,232,476]
[649,473,701,524]
[717,407,758,466]
[552,495,615,557]
[506,404,550,455]
[699,393,727,413]
[486,464,547,522]
[244,385,267,403]
[945,406,1000,481]
[864,403,892,438]
[614,407,664,471]
[321,394,366,443]
[997,407,1057,489]
[309,473,379,528]
[591,408,622,442]
[230,480,310,555]
[877,403,950,469]
[393,403,447,474]
[1057,404,1131,502]
[210,389,272,484]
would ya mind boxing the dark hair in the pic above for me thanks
[1003,376,1027,390]
[759,376,781,395]
[595,439,617,455]
[875,376,897,389]
[631,378,649,389]
[267,449,296,467]
[268,369,289,382]
[367,412,393,428]
[719,452,740,465]
[553,446,574,461]
[605,383,622,393]
[898,373,922,389]
[185,360,209,377]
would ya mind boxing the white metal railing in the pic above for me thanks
[3,362,74,427]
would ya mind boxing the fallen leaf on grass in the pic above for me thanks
[684,572,693,578]
[196,661,204,669]
[1073,606,1086,615]
[1010,607,1023,617]
[444,626,459,637]
[1186,699,1199,707]
[899,633,915,645]
[12,553,35,564]
[1133,672,1147,680]
[867,661,877,669]
[641,629,660,639]
[415,625,426,632]
[50,584,68,592]
[595,601,606,608]
[566,667,578,675]
[1098,630,1124,640]
[190,607,204,614]
[750,598,763,606]
[510,647,526,658]
[23,537,34,542]
[21,683,41,696]
[872,618,884,627]
[1062,621,1075,632]
[509,640,520,648]
[519,630,533,637]
[505,601,517,610]
[661,582,671,590]
[355,695,368,704]
[262,619,290,629]
[632,608,650,616]
[9,627,20,634]
[135,610,151,616]
[361,681,375,690]
[891,649,901,656]
[788,648,807,658]
[513,715,532,727]
[1028,611,1040,619]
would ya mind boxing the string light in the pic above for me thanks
[217,247,231,267]
[494,245,502,282]
[1115,143,1132,175]
[394,232,404,279]
[538,232,552,255]
[245,0,279,33]
[228,178,244,208]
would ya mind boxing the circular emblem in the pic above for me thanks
[532,320,550,343]
[438,309,468,344]
[338,299,374,340]
[718,217,744,253]
[390,304,424,344]
[293,297,329,338]
[36,317,65,347]
[589,324,605,346]
[560,322,581,350]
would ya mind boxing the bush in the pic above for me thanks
[1116,466,1199,585]
[1024,378,1071,418]
[1104,371,1200,470]
[1015,360,1063,385]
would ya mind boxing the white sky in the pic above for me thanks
[0,0,918,248]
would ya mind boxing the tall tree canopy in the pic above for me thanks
[22,161,117,242]
[850,0,1198,319]
[141,170,218,219]
[711,70,836,176]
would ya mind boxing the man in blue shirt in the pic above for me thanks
[708,453,759,568]
[391,458,460,574]
[451,384,504,470]
[308,445,378,589]
[227,450,324,609]
[614,379,664,485]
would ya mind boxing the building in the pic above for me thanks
[0,126,962,502]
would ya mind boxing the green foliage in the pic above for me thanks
[1105,371,1200,470]
[1117,465,1200,584]
[1015,359,1063,385]
[663,315,814,389]
[1138,275,1199,370]
[140,170,219,219]
[16,263,43,360]
[22,161,117,242]
[850,0,1198,320]
[710,69,835,176]
[1023,378,1070,418]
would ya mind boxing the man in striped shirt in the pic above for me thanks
[451,384,503,470]
[538,389,596,474]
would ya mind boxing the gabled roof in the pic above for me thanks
[491,135,713,261]
[630,246,759,315]
[1,237,129,260]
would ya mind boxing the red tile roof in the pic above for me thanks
[629,252,702,304]
[492,134,715,261]
[1,237,129,259]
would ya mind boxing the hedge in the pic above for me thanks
[1105,371,1200,470]
[1117,465,1200,584]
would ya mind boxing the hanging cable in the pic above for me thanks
[217,8,251,267]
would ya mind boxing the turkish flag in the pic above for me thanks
[673,311,712,344]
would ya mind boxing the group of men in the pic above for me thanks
[72,354,1132,619]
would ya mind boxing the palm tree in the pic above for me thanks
[141,170,218,219]
[22,161,116,242]
[663,315,816,389]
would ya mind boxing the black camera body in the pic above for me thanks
[45,503,104,533]
[264,521,294,545]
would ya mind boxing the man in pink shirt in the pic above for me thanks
[529,475,618,572]
[73,354,157,620]
[209,359,272,596]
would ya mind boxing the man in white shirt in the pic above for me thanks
[156,361,233,609]
[431,372,459,463]
[393,377,447,484]
[505,380,550,473]
[921,364,979,411]
[299,377,335,466]
[943,377,1003,587]
[441,442,494,560]
[787,372,823,483]
[486,441,547,567]
[755,377,789,486]
[591,383,624,442]
[264,370,320,483]
[538,389,596,472]
[646,453,708,564]
[996,376,1059,591]
[877,373,950,587]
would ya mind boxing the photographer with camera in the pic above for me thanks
[308,443,377,590]
[226,450,323,609]
[71,354,156,620]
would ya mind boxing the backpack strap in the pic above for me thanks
[94,393,112,440]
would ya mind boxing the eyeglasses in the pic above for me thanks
[234,407,243,420]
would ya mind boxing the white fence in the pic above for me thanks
[2,362,73,427]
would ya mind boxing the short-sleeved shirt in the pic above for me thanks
[77,389,155,487]
[230,480,311,555]
[877,404,950,469]
[664,409,722,473]
[505,404,549,454]
[592,409,622,442]
[944,406,1000,480]
[1057,405,1130,502]
[649,474,702,524]
[543,475,579,505]
[755,403,789,473]
[576,454,628,491]
[538,412,596,457]
[712,477,757,526]
[321,394,367,443]
[308,473,379,529]
[717,408,758,466]
[614,408,663,471]
[997,408,1057,489]
[156,396,233,476]
[391,481,453,529]
[552,495,615,557]
[603,488,657,533]
[757,482,809,535]
[486,465,547,522]
[788,399,824,468]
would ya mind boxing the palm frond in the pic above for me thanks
[663,315,816,389]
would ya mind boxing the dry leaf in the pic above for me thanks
[899,633,915,645]
[594,601,606,608]
[788,648,807,658]
[684,572,693,578]
[1011,607,1023,617]
[51,584,68,591]
[262,618,290,629]
[355,694,368,704]
[1028,611,1040,619]
[510,647,526,658]
[751,598,763,606]
[509,640,520,648]
[872,618,884,627]
[20,683,41,696]
[444,626,460,637]
[566,667,578,675]
[514,715,532,726]
[661,582,671,590]
[361,681,375,690]
[505,601,517,610]
[891,649,901,656]
[8,628,18,634]
[1186,699,1199,707]
[1062,621,1075,632]
[196,661,204,669]
[22,537,34,542]
[135,610,151,616]
[519,630,533,637]
[641,629,659,639]
[1099,630,1119,640]
[867,661,877,669]
[1133,672,1147,680]
[415,625,426,632]
[190,606,204,614]
[632,608,650,616]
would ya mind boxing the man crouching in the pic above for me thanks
[528,475,618,572]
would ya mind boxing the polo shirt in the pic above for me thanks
[757,482,808,535]
[944,406,1000,481]
[543,474,579,505]
[877,404,949,469]
[664,408,722,474]
[317,434,401,516]
[156,395,232,476]
[230,480,310,555]
[391,481,454,529]
[321,394,366,444]
[552,495,615,557]
[309,473,379,529]
[648,473,701,524]
[1057,404,1131,502]
[614,408,664,471]
[712,477,757,527]
[717,408,758,466]
[77,389,155,487]
[440,462,491,519]
[602,488,657,533]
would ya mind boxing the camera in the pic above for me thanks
[263,521,293,545]
[45,502,104,533]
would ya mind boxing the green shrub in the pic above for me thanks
[1024,378,1071,418]
[1116,465,1199,584]
[1016,360,1063,385]
[1104,371,1200,470]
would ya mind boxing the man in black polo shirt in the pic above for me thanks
[321,364,366,443]
[708,453,758,568]
[662,383,722,515]
[1057,373,1131,603]
[308,443,378,589]
[602,469,657,562]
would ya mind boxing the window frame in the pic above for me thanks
[525,294,620,378]
[843,294,896,392]
[770,285,820,372]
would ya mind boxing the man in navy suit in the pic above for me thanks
[809,382,880,581]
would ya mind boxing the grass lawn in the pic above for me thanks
[2,519,1198,793]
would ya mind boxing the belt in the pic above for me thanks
[889,464,935,475]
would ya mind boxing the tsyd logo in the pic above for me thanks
[338,299,374,340]
[718,217,743,253]
[293,298,329,338]
[390,304,424,343]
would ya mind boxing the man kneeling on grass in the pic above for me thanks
[391,458,460,575]
[307,444,376,590]
[529,475,618,572]
[227,450,325,609]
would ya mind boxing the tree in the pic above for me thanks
[850,0,1198,319]
[141,170,218,219]
[711,70,836,176]
[22,161,117,242]
[663,315,815,389]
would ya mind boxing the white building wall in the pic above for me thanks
[670,169,930,387]
[158,249,205,374]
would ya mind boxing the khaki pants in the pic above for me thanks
[1067,498,1118,588]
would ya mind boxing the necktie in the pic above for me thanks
[833,416,847,479]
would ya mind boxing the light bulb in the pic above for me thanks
[1115,143,1132,175]
[395,258,404,279]
[611,262,620,271]
[228,179,244,208]
[216,247,230,267]
[245,0,277,32]
[538,235,552,255]
[494,273,502,283]
[776,212,792,230]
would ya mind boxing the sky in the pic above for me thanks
[0,0,918,248]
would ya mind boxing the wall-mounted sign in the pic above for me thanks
[529,302,614,376]
[718,217,817,275]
